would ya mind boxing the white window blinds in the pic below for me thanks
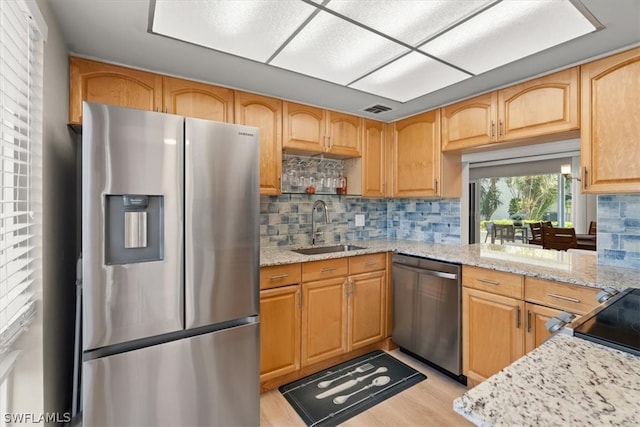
[0,0,44,353]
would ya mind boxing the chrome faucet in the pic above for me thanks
[311,200,330,245]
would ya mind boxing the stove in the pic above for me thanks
[570,288,640,356]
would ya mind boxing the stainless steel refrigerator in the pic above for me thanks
[81,102,260,426]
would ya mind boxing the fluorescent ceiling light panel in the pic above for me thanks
[350,52,471,102]
[324,0,496,46]
[270,10,408,85]
[152,0,317,62]
[419,0,597,75]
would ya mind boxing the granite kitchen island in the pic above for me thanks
[453,333,640,426]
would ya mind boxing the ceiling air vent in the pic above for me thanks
[363,104,392,114]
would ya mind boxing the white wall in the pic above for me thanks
[39,0,76,418]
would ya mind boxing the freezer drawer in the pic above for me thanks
[83,323,259,426]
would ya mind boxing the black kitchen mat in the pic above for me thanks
[279,350,426,427]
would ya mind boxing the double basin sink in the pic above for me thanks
[291,244,366,255]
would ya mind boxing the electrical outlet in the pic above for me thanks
[355,214,365,227]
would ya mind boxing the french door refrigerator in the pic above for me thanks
[81,102,260,426]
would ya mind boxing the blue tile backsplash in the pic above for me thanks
[261,193,640,270]
[260,195,461,248]
[597,194,640,269]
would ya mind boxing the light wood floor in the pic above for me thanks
[260,349,473,426]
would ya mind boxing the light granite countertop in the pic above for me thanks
[453,333,640,426]
[260,239,638,292]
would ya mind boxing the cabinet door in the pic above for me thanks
[326,111,361,157]
[348,271,385,350]
[462,287,524,385]
[581,47,640,193]
[260,285,301,381]
[301,277,348,367]
[441,92,496,151]
[362,119,386,197]
[498,68,579,142]
[163,76,233,122]
[235,91,282,195]
[69,57,162,124]
[283,102,326,153]
[525,303,561,353]
[393,110,441,197]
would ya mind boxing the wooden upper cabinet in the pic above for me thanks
[69,57,162,124]
[163,76,233,122]
[326,111,361,157]
[234,91,282,195]
[393,110,440,197]
[580,47,640,193]
[441,92,496,151]
[442,68,579,151]
[283,101,361,157]
[361,119,386,197]
[283,102,326,153]
[499,67,579,142]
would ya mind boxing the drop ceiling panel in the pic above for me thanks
[324,0,496,46]
[350,52,471,102]
[152,0,317,62]
[419,0,598,75]
[270,10,409,85]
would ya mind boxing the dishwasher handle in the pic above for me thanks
[393,263,458,281]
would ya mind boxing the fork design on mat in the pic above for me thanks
[316,362,374,389]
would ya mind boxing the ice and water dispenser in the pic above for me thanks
[105,194,164,264]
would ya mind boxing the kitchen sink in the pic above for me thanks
[291,244,366,255]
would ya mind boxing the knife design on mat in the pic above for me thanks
[317,362,374,389]
[315,367,388,399]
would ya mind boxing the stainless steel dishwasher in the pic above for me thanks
[392,254,464,382]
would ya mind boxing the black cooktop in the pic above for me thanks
[574,288,640,356]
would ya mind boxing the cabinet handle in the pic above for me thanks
[516,306,521,329]
[477,278,500,286]
[527,309,531,333]
[269,273,289,280]
[547,293,580,303]
[490,120,495,138]
[321,267,337,273]
[583,167,588,190]
[434,179,438,193]
[364,261,379,267]
[498,120,503,137]
[277,175,281,191]
[297,290,302,309]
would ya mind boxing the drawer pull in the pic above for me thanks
[364,261,379,267]
[547,293,580,303]
[477,278,500,286]
[516,306,521,329]
[269,273,289,280]
[320,267,337,273]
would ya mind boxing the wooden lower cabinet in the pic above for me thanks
[525,302,561,353]
[260,255,389,390]
[260,285,301,382]
[462,287,525,385]
[301,277,348,367]
[463,267,602,386]
[349,270,386,350]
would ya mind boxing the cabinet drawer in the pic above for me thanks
[302,258,349,282]
[524,277,600,315]
[463,266,523,299]
[349,253,386,274]
[260,263,302,290]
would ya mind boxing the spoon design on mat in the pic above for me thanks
[333,376,391,405]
